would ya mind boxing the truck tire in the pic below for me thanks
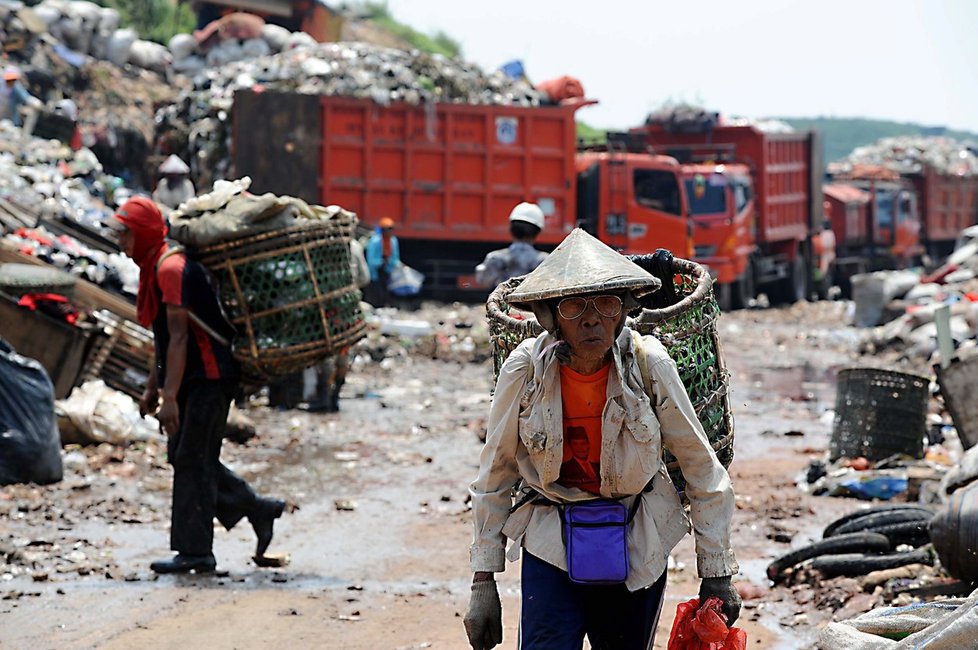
[732,260,755,310]
[766,532,890,583]
[809,549,933,579]
[717,282,734,313]
[823,505,934,538]
[828,509,933,538]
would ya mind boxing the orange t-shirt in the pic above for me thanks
[557,362,610,495]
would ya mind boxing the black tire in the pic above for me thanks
[809,549,933,579]
[823,505,934,538]
[868,520,931,548]
[732,262,755,310]
[828,509,933,538]
[717,282,734,313]
[766,532,890,583]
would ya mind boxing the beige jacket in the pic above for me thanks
[469,327,738,591]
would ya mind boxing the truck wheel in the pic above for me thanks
[717,282,734,313]
[766,532,890,583]
[732,262,755,310]
[785,255,807,303]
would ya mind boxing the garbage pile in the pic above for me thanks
[28,0,169,74]
[840,136,978,177]
[154,41,544,189]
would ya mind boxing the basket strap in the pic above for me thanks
[155,245,231,348]
[631,330,653,398]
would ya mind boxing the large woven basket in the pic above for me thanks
[197,214,366,381]
[487,255,734,489]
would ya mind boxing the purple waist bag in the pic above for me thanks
[561,498,639,585]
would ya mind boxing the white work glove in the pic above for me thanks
[463,579,502,649]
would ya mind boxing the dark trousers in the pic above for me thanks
[520,552,666,650]
[169,379,262,555]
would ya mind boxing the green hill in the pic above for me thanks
[778,117,978,164]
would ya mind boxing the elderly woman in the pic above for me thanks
[464,229,740,649]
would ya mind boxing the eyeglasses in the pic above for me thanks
[556,295,623,320]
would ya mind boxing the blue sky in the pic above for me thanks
[384,0,978,133]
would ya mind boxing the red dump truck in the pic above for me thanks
[909,168,978,260]
[824,170,924,296]
[231,90,694,296]
[612,121,823,310]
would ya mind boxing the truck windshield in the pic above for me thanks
[876,193,894,228]
[633,169,682,216]
[683,176,727,215]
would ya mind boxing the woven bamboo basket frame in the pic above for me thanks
[487,256,734,487]
[197,215,367,381]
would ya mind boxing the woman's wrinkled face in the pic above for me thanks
[554,293,625,362]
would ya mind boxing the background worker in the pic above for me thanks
[153,155,196,211]
[475,202,549,289]
[365,216,400,305]
[307,237,371,413]
[464,229,740,649]
[111,197,286,573]
[1,66,41,130]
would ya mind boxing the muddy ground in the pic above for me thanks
[1,300,903,649]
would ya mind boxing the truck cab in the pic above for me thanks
[575,151,693,259]
[680,164,756,307]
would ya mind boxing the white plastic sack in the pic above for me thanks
[285,31,316,50]
[180,177,251,213]
[32,5,61,28]
[387,263,425,297]
[172,55,206,76]
[56,380,160,445]
[261,23,290,52]
[168,33,197,60]
[241,37,270,59]
[851,270,920,328]
[206,39,244,67]
[97,6,119,33]
[817,589,978,649]
[106,28,136,67]
[128,39,171,73]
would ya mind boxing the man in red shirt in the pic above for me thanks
[112,197,286,573]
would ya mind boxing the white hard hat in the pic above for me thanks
[508,202,545,229]
[159,154,190,174]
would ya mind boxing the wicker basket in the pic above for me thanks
[487,256,734,489]
[196,214,366,381]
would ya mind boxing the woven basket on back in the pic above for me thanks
[197,213,366,382]
[487,255,734,489]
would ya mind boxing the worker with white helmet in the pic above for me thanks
[475,201,549,288]
[152,155,196,211]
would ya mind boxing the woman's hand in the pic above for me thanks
[463,574,502,649]
[699,576,742,625]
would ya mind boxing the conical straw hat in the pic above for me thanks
[507,228,661,308]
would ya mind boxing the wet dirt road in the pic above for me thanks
[0,301,866,649]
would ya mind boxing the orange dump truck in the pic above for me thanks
[615,121,823,310]
[231,90,694,296]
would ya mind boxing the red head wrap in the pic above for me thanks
[113,197,169,327]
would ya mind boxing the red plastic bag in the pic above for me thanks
[667,597,747,650]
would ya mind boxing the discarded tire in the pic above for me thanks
[766,532,890,583]
[809,549,933,579]
[828,508,934,537]
[868,521,931,548]
[823,505,934,538]
[930,482,978,582]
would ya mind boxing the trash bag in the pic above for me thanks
[387,263,424,297]
[668,597,747,650]
[0,339,63,485]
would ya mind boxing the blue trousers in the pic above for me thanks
[520,552,666,650]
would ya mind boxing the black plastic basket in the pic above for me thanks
[831,368,929,461]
